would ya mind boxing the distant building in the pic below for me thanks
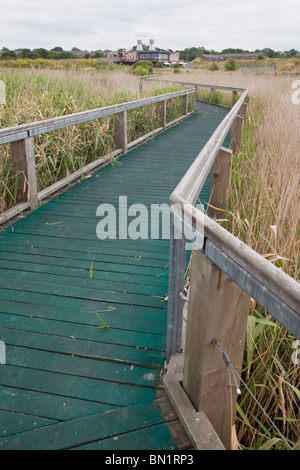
[106,40,180,65]
[70,50,90,58]
[194,53,263,62]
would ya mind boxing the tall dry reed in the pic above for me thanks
[0,68,185,212]
[169,70,300,449]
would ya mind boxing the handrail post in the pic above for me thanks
[232,90,238,107]
[114,110,128,154]
[166,211,186,364]
[158,99,167,129]
[239,96,249,122]
[210,88,215,103]
[182,93,188,115]
[182,249,250,449]
[230,115,244,155]
[10,137,38,210]
[207,147,233,219]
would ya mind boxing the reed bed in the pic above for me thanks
[169,70,300,450]
[0,68,185,212]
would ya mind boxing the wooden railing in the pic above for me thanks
[0,87,195,225]
[160,80,300,450]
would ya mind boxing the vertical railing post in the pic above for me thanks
[182,249,250,449]
[182,93,188,116]
[10,137,38,210]
[210,88,215,103]
[239,96,249,122]
[158,99,167,130]
[232,90,238,107]
[230,115,244,155]
[114,110,128,154]
[206,147,233,219]
[166,210,186,364]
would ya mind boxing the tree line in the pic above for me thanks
[0,47,105,60]
[178,46,300,61]
[1,45,299,61]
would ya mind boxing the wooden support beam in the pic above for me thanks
[10,137,38,210]
[114,111,128,154]
[163,354,225,450]
[182,94,188,115]
[182,250,250,450]
[232,90,238,107]
[206,147,233,219]
[239,97,249,122]
[230,115,244,155]
[158,100,167,129]
[166,212,186,364]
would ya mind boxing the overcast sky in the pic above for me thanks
[0,0,299,52]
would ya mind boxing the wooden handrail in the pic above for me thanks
[0,87,195,224]
[170,89,249,205]
[162,81,299,449]
[0,88,195,145]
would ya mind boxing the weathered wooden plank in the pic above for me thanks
[182,250,249,449]
[0,385,115,421]
[5,345,162,388]
[0,328,165,368]
[0,400,169,450]
[164,354,225,450]
[0,364,157,407]
[166,214,186,363]
[230,114,244,154]
[0,411,57,438]
[0,276,167,309]
[0,299,167,336]
[205,240,300,339]
[206,147,233,219]
[0,266,167,298]
[0,258,169,288]
[0,313,166,352]
[10,138,38,210]
[0,287,166,322]
[75,422,177,450]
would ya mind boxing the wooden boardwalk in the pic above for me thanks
[0,101,229,450]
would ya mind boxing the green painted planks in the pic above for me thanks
[0,101,230,450]
[0,299,167,335]
[0,401,170,450]
[0,328,165,368]
[75,423,177,450]
[0,277,167,309]
[0,385,116,421]
[0,313,166,351]
[0,410,58,438]
[6,345,162,388]
[0,266,168,298]
[0,288,166,322]
[0,365,156,407]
